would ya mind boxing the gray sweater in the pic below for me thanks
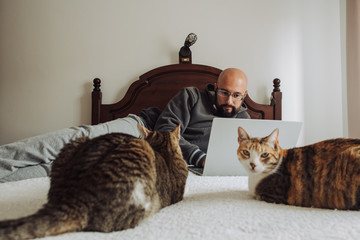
[153,84,250,167]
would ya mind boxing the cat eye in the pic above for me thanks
[242,150,250,156]
[261,153,269,158]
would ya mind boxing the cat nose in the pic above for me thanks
[250,162,256,169]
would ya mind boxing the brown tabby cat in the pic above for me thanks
[237,126,360,210]
[0,124,188,239]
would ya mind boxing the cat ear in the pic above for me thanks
[172,124,181,139]
[238,127,250,143]
[266,128,279,146]
[137,124,151,139]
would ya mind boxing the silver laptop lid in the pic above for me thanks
[203,118,303,176]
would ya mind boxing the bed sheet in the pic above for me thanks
[0,173,359,240]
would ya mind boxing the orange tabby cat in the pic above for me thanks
[237,126,360,210]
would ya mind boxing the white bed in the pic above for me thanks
[0,173,359,240]
[1,51,358,240]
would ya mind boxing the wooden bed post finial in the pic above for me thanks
[273,78,280,92]
[93,78,101,91]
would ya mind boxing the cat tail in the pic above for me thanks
[0,206,86,240]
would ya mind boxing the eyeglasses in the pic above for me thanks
[216,88,245,101]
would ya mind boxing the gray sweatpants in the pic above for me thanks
[0,115,144,182]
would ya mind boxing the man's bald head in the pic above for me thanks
[217,68,248,89]
[214,68,248,117]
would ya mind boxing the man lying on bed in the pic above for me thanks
[0,68,249,182]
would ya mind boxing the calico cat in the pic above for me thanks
[0,124,188,239]
[237,126,360,210]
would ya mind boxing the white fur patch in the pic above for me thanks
[131,181,151,211]
[247,173,265,195]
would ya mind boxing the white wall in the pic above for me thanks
[0,0,344,146]
[347,0,360,138]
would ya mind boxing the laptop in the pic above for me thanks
[189,118,303,176]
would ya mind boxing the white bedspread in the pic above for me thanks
[0,173,359,240]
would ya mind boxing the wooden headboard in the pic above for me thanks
[91,63,282,125]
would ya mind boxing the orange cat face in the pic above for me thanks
[237,127,281,174]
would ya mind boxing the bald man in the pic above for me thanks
[214,68,248,117]
[154,68,250,168]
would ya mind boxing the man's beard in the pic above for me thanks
[216,103,237,117]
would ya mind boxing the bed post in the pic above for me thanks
[271,78,282,120]
[92,78,102,125]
